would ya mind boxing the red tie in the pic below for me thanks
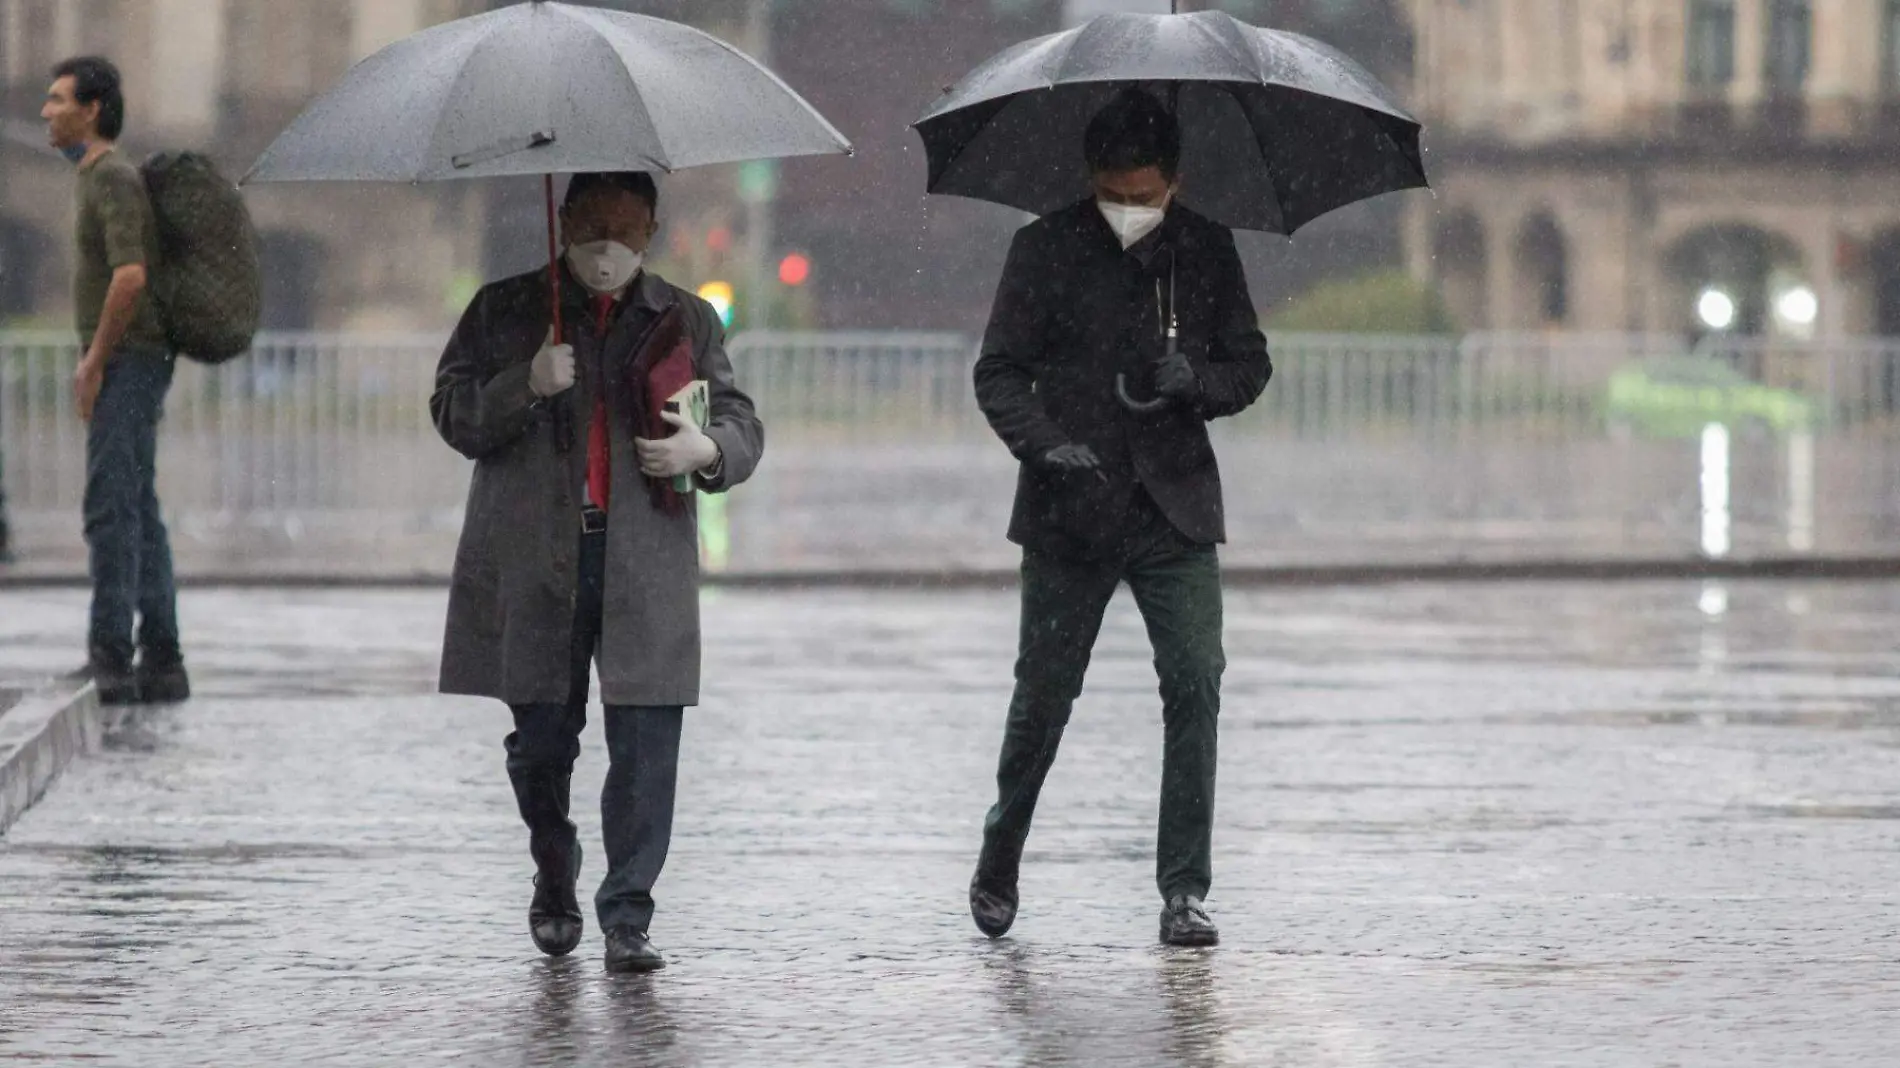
[586,294,615,511]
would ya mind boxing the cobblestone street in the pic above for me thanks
[3,580,1900,1066]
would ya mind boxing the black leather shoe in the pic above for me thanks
[1160,895,1219,947]
[136,651,191,704]
[969,874,1018,939]
[603,926,665,973]
[529,874,584,957]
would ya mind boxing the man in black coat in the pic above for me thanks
[967,88,1272,947]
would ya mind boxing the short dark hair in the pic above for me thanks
[52,56,125,141]
[561,172,659,215]
[1084,88,1180,180]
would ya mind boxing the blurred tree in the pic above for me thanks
[1266,269,1456,334]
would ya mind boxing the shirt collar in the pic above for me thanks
[76,144,116,173]
[627,269,670,313]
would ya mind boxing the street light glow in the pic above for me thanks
[696,280,735,327]
[1776,285,1818,327]
[1696,288,1737,331]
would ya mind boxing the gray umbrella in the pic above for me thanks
[244,0,850,355]
[913,9,1425,234]
[244,0,850,183]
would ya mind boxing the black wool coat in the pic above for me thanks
[974,200,1272,560]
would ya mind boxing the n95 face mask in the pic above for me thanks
[566,240,644,294]
[1098,200,1167,249]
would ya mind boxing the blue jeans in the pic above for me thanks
[84,346,180,665]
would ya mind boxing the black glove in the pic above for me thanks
[1154,351,1200,402]
[1040,443,1102,472]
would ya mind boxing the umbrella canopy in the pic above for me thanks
[913,10,1425,234]
[243,0,850,184]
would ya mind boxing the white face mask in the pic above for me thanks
[1098,198,1169,249]
[566,240,644,294]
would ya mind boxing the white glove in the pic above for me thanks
[636,410,720,478]
[529,327,575,398]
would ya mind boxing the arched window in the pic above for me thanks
[1663,224,1805,342]
[1514,213,1569,326]
[1431,209,1488,330]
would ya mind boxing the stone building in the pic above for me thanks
[0,0,489,332]
[1406,0,1900,340]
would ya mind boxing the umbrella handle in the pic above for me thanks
[1118,260,1179,413]
[544,173,572,453]
[545,174,564,344]
[1116,373,1170,413]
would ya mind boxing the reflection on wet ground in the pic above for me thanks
[3,581,1900,1065]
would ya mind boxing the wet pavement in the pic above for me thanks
[3,580,1900,1066]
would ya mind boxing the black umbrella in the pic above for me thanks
[912,7,1426,235]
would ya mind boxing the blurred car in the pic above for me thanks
[1604,357,1819,439]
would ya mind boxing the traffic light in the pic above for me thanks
[778,252,811,287]
[696,280,735,327]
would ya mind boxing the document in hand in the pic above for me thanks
[664,380,710,493]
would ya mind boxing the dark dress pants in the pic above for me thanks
[977,521,1225,903]
[506,525,684,934]
[84,346,180,665]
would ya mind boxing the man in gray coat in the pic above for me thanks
[432,171,763,974]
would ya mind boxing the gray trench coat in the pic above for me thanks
[431,267,763,707]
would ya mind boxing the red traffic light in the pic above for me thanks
[778,253,811,287]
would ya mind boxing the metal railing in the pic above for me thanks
[4,329,1900,571]
[0,331,465,517]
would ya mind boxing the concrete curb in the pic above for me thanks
[7,555,1900,590]
[0,680,103,835]
[704,555,1900,589]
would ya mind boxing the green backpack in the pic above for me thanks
[139,152,260,363]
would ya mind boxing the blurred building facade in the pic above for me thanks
[1407,0,1900,340]
[0,0,1419,336]
[0,0,489,333]
[765,0,1415,332]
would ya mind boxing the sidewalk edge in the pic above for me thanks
[3,555,1900,590]
[0,681,103,835]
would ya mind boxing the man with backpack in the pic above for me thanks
[42,56,188,704]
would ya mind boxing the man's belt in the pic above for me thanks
[581,506,608,535]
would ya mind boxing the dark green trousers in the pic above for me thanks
[977,534,1225,902]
